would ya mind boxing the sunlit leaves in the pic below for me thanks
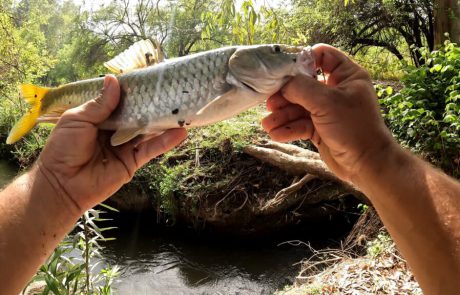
[28,208,118,294]
[201,0,265,45]
[379,41,460,176]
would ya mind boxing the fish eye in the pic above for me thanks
[273,45,282,53]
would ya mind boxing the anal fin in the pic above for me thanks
[111,128,145,146]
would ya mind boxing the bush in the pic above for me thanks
[354,46,405,81]
[378,41,460,177]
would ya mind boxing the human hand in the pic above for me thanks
[36,75,187,215]
[261,44,396,183]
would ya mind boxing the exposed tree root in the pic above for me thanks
[260,174,317,214]
[258,140,322,160]
[243,144,333,178]
[244,141,368,213]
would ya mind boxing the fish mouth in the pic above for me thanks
[241,81,259,93]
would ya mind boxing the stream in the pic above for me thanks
[0,160,351,294]
[0,160,17,188]
[102,213,310,294]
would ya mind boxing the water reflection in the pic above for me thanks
[0,160,17,188]
[102,214,307,295]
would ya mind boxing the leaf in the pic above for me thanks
[443,114,457,123]
[99,203,119,212]
[441,65,452,73]
[431,64,442,72]
[386,86,393,95]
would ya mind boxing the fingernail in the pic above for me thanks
[103,75,112,89]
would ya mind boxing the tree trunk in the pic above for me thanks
[434,0,460,45]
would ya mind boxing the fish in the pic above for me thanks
[6,39,317,146]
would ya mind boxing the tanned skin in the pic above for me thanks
[262,44,460,295]
[1,45,460,295]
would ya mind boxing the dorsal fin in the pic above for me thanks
[104,39,165,74]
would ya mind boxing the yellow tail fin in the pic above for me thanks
[6,84,50,144]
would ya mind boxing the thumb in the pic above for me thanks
[64,75,120,125]
[281,75,335,114]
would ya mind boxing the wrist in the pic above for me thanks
[33,162,83,220]
[350,137,407,193]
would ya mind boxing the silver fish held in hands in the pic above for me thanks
[6,40,317,146]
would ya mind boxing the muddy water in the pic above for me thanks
[101,214,311,295]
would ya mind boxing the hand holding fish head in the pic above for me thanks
[228,44,317,95]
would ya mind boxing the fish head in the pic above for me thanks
[228,44,317,95]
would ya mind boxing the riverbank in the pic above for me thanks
[277,234,421,295]
[276,209,422,295]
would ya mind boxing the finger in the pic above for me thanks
[261,104,308,133]
[281,75,335,114]
[134,128,188,167]
[268,118,314,143]
[312,44,368,86]
[62,75,120,125]
[266,92,290,112]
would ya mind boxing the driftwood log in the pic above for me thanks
[243,141,367,215]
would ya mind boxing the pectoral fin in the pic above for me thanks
[196,88,238,116]
[111,128,145,146]
[196,88,265,124]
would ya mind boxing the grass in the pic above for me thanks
[178,106,267,151]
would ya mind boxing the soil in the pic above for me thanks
[109,139,362,236]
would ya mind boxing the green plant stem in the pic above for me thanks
[84,215,91,294]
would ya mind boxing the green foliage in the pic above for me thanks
[379,41,460,176]
[366,233,392,258]
[354,47,405,80]
[201,0,261,45]
[132,108,266,224]
[27,208,119,295]
[357,203,369,214]
[188,107,265,150]
[157,163,190,221]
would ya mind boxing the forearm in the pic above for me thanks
[355,143,460,294]
[0,165,81,295]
